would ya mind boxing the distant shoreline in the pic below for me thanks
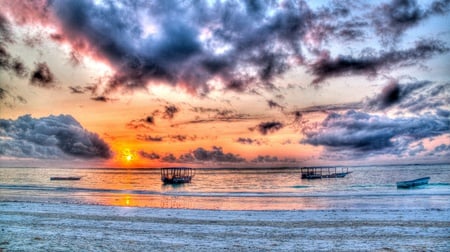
[1,162,450,170]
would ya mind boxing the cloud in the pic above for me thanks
[139,150,160,160]
[30,62,55,88]
[0,86,27,108]
[309,39,449,84]
[371,0,450,44]
[301,110,449,158]
[137,134,163,142]
[251,121,284,135]
[90,96,116,102]
[235,137,264,145]
[3,0,448,95]
[162,105,179,119]
[435,144,450,152]
[69,86,87,94]
[192,146,245,163]
[365,80,449,112]
[136,134,196,142]
[251,155,278,163]
[0,13,14,43]
[251,155,297,163]
[128,104,178,127]
[267,99,285,111]
[171,107,259,127]
[156,146,246,163]
[0,46,28,78]
[3,0,311,94]
[0,114,112,159]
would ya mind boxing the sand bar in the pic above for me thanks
[0,202,449,251]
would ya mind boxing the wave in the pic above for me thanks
[1,184,449,198]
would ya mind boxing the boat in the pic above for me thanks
[396,177,430,189]
[301,167,351,179]
[161,167,195,184]
[50,176,82,181]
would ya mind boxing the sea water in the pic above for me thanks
[0,164,449,210]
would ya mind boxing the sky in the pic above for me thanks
[0,0,449,168]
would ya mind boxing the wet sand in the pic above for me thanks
[0,202,449,251]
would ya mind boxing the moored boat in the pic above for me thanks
[301,167,351,179]
[161,167,195,184]
[50,176,82,181]
[396,177,430,189]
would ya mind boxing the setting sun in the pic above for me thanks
[122,148,135,163]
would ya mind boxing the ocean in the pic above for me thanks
[1,164,449,210]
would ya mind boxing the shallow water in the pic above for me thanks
[0,164,449,210]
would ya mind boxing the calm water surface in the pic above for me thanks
[0,164,449,210]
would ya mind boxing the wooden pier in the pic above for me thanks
[161,168,195,184]
[301,167,351,179]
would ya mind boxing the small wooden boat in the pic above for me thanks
[50,176,82,181]
[301,167,351,179]
[396,177,430,189]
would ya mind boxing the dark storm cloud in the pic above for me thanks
[301,110,449,158]
[30,62,55,88]
[309,39,449,84]
[3,0,449,93]
[252,121,284,135]
[372,0,450,44]
[365,80,449,112]
[0,114,112,159]
[3,0,318,94]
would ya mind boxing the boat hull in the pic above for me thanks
[162,176,192,184]
[50,177,82,181]
[396,177,430,189]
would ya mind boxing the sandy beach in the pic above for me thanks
[0,202,448,251]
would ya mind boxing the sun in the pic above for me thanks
[122,148,135,163]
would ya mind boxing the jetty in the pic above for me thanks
[161,167,195,184]
[301,167,351,179]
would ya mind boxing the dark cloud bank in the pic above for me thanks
[0,114,112,159]
[3,0,448,96]
[301,80,450,160]
[140,146,245,164]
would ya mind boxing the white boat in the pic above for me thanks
[396,177,430,189]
